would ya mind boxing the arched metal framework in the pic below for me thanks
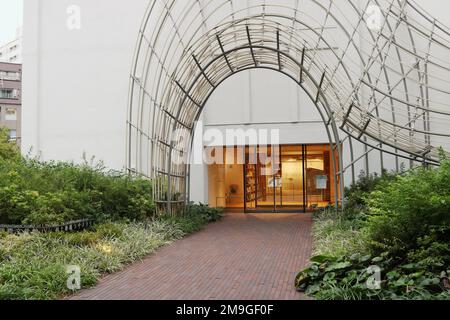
[127,0,450,213]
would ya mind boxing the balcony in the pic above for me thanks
[0,89,20,100]
[0,71,21,81]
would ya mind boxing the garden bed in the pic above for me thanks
[0,206,223,300]
[296,157,450,300]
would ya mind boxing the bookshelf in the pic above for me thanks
[245,164,267,204]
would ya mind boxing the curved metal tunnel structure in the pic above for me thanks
[127,0,450,212]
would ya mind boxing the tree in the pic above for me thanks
[0,127,20,161]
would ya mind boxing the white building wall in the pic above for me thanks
[203,69,328,146]
[22,0,148,169]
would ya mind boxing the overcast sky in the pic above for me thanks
[0,0,23,46]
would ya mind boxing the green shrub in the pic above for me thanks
[343,170,397,220]
[0,128,20,162]
[366,159,450,257]
[0,155,156,225]
[296,247,450,300]
[186,203,223,223]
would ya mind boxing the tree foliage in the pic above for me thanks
[0,128,20,162]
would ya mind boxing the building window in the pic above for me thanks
[10,72,20,80]
[9,56,17,62]
[0,89,19,99]
[0,89,15,99]
[0,89,13,99]
[9,130,17,141]
[5,108,17,121]
[0,71,20,81]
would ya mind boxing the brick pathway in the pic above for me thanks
[70,213,313,300]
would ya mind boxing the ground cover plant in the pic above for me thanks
[296,157,450,300]
[0,206,223,300]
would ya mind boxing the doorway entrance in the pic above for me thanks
[207,144,338,213]
[244,145,304,212]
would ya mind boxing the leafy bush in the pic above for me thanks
[297,159,450,300]
[0,134,223,227]
[186,203,223,223]
[366,160,450,257]
[343,170,397,220]
[296,252,450,300]
[0,128,20,162]
[0,155,156,225]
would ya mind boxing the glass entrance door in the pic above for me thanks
[245,145,305,213]
[208,144,338,212]
[261,146,279,212]
[277,145,305,212]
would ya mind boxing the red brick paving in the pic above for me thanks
[70,213,313,300]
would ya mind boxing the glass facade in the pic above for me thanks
[208,144,339,213]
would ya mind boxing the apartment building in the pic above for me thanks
[0,62,22,145]
[0,27,22,64]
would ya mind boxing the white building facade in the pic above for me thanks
[22,1,450,212]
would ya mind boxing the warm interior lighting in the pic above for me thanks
[307,159,324,171]
[208,144,337,211]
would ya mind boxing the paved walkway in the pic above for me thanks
[71,213,313,300]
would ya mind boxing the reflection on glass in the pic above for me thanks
[306,145,338,210]
[278,145,304,210]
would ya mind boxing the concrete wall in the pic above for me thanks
[22,0,148,168]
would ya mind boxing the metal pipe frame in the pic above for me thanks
[126,0,450,214]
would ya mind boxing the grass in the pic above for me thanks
[0,212,217,300]
[312,209,367,258]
